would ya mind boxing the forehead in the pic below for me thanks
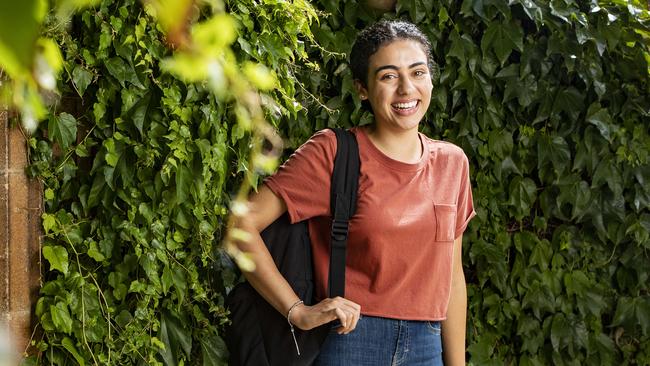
[368,39,428,70]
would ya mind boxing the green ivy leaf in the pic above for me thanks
[161,265,172,295]
[61,337,86,366]
[538,135,571,175]
[437,7,449,29]
[19,356,38,366]
[612,296,635,328]
[128,279,147,293]
[176,164,192,202]
[129,91,153,135]
[583,289,607,318]
[488,129,513,158]
[48,113,77,150]
[200,334,228,366]
[159,310,192,366]
[592,158,623,196]
[42,213,56,233]
[72,65,92,96]
[481,21,523,65]
[550,313,570,350]
[50,302,73,334]
[564,270,591,299]
[508,177,537,219]
[43,245,69,275]
[112,283,127,301]
[529,240,552,270]
[104,138,121,167]
[172,264,187,304]
[115,310,133,328]
[552,88,584,122]
[86,174,105,209]
[466,334,496,364]
[104,56,144,88]
[87,241,105,262]
[571,180,592,220]
[637,297,650,336]
[586,103,613,142]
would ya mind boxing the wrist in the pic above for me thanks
[286,300,305,355]
[288,301,308,328]
[286,300,304,324]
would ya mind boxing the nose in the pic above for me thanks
[397,75,415,95]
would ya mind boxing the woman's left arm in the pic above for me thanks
[441,234,467,365]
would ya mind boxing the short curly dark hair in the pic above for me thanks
[350,20,437,86]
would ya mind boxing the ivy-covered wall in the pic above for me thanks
[28,0,319,364]
[27,0,649,365]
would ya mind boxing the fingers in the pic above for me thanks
[328,297,361,334]
[333,307,347,328]
[293,297,361,332]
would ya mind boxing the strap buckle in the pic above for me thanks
[331,219,349,244]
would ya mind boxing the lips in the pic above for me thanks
[391,100,420,115]
[392,100,418,109]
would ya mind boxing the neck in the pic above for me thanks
[365,124,422,164]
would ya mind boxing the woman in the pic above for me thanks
[233,20,475,365]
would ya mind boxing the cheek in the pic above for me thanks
[420,79,433,93]
[370,90,393,107]
[420,86,433,103]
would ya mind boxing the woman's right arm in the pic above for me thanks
[232,184,361,334]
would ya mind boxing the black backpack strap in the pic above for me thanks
[327,128,360,298]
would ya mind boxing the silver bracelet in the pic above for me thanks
[287,300,304,355]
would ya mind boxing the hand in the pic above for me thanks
[289,297,361,334]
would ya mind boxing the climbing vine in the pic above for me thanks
[27,0,319,364]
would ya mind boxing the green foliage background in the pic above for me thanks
[26,0,649,365]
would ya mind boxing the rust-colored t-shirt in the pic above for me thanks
[264,127,475,320]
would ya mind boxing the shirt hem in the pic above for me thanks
[359,310,448,322]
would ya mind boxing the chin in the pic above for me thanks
[392,119,422,132]
[375,111,425,132]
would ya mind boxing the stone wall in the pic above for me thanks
[0,110,42,358]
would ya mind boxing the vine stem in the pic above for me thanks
[62,62,82,99]
[23,323,42,357]
[54,124,96,174]
[600,241,620,267]
[88,272,112,364]
[57,218,99,366]
[293,75,337,114]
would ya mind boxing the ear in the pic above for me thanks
[354,80,368,100]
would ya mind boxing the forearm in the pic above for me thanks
[441,266,467,365]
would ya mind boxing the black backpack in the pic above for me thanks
[225,128,360,366]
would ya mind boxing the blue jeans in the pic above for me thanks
[315,316,443,366]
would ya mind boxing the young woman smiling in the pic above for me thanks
[232,20,475,365]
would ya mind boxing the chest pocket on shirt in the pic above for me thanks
[434,204,457,242]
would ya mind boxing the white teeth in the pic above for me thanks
[392,101,417,109]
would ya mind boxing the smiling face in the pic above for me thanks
[356,39,433,133]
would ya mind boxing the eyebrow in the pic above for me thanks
[374,62,427,75]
